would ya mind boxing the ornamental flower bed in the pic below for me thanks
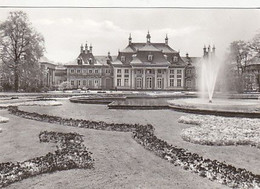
[7,106,260,189]
[8,106,153,133]
[0,116,9,123]
[0,131,94,188]
[0,100,62,109]
[179,115,260,148]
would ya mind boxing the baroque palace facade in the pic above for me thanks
[42,32,202,91]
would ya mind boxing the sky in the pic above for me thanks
[0,7,260,63]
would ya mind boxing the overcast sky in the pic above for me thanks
[0,8,260,63]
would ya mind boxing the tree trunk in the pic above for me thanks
[14,62,19,92]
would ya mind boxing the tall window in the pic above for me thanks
[89,69,93,74]
[117,69,121,73]
[177,79,181,87]
[95,69,99,74]
[70,69,75,73]
[124,69,129,74]
[117,79,121,86]
[77,69,81,74]
[121,56,125,62]
[136,78,142,88]
[77,80,81,86]
[89,58,92,64]
[157,78,162,89]
[173,56,178,62]
[83,80,87,86]
[124,79,129,86]
[146,77,153,89]
[71,80,74,85]
[170,79,174,87]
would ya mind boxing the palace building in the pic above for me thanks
[112,32,197,90]
[43,32,202,91]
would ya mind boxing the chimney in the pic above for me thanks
[89,44,93,53]
[85,42,88,54]
[203,45,207,57]
[146,31,151,44]
[129,33,132,45]
[80,44,83,53]
[165,34,168,45]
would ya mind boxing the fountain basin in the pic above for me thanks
[168,98,260,118]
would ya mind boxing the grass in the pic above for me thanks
[0,108,228,189]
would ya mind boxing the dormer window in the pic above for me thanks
[77,58,82,65]
[89,58,92,64]
[148,54,153,61]
[173,56,178,62]
[121,56,125,62]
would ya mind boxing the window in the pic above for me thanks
[77,69,81,74]
[70,69,75,73]
[186,80,191,88]
[71,80,74,85]
[170,79,174,87]
[94,80,99,84]
[157,78,162,88]
[148,54,153,61]
[147,69,152,74]
[177,79,182,87]
[158,69,162,74]
[83,80,87,86]
[117,79,121,86]
[77,80,81,86]
[121,56,125,62]
[170,75,175,78]
[89,58,92,64]
[95,69,99,74]
[117,75,121,78]
[117,69,121,73]
[124,79,129,86]
[177,70,182,74]
[177,75,182,78]
[187,69,191,74]
[89,69,93,73]
[136,69,142,74]
[136,78,142,88]
[146,77,153,89]
[125,69,129,74]
[170,70,175,74]
[83,69,87,73]
[124,75,129,78]
[105,69,110,74]
[173,56,178,62]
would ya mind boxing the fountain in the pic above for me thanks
[199,45,220,103]
[168,45,260,117]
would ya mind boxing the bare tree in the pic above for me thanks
[0,11,45,91]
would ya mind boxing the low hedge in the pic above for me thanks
[0,130,94,188]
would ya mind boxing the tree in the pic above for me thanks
[248,32,260,54]
[0,11,45,91]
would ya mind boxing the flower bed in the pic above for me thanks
[0,100,62,109]
[8,106,153,133]
[7,106,260,189]
[0,130,94,188]
[0,116,9,123]
[179,115,260,148]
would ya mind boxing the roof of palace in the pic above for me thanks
[121,43,178,54]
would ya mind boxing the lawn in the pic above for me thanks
[20,99,260,175]
[0,109,227,189]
